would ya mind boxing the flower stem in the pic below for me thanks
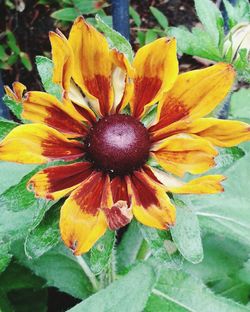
[76,256,99,292]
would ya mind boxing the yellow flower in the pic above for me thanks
[1,17,249,255]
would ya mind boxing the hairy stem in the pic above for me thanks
[76,256,99,292]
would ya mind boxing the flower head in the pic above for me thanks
[1,17,250,255]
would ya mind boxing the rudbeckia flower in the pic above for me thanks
[1,17,250,255]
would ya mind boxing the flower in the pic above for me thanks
[1,17,250,255]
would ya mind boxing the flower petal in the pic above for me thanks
[186,118,250,147]
[126,169,175,230]
[69,17,113,116]
[150,167,225,194]
[4,82,26,101]
[49,30,73,92]
[22,91,88,137]
[151,134,218,177]
[28,162,93,200]
[150,63,235,140]
[102,176,132,230]
[110,49,134,113]
[0,124,84,164]
[131,38,178,119]
[59,172,108,255]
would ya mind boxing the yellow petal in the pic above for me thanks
[0,124,84,164]
[150,167,225,194]
[69,17,113,116]
[150,63,235,141]
[126,169,176,229]
[59,172,107,255]
[110,49,134,113]
[4,82,26,102]
[187,118,250,147]
[28,162,93,200]
[131,37,178,119]
[151,134,218,177]
[49,30,73,92]
[22,91,88,137]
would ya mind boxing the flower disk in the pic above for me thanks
[85,114,151,175]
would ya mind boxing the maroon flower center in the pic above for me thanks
[85,114,151,175]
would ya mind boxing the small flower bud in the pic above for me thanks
[223,22,250,62]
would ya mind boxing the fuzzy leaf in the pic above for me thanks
[3,95,23,120]
[36,56,62,100]
[90,229,115,274]
[0,167,53,243]
[24,202,61,259]
[171,198,203,264]
[116,220,143,271]
[11,241,91,300]
[96,15,134,62]
[68,263,156,312]
[0,118,18,140]
[146,268,250,312]
[194,0,224,45]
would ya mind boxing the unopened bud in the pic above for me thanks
[223,22,250,62]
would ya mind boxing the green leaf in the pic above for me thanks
[0,167,53,243]
[223,0,237,28]
[0,118,18,140]
[150,7,168,30]
[96,15,134,62]
[12,241,91,299]
[169,26,221,61]
[146,268,250,312]
[51,8,78,21]
[0,242,12,274]
[214,147,245,170]
[90,229,115,274]
[24,201,61,259]
[192,152,250,247]
[129,6,141,27]
[194,0,224,45]
[183,234,249,284]
[3,95,23,120]
[68,263,156,312]
[0,162,35,195]
[73,0,102,14]
[6,31,20,54]
[35,56,62,100]
[116,220,143,272]
[139,224,183,268]
[239,259,250,286]
[171,198,203,264]
[145,29,158,44]
[230,88,250,122]
[20,52,32,71]
[0,290,13,312]
[0,262,44,291]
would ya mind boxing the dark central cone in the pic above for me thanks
[85,114,151,175]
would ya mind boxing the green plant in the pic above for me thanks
[50,0,112,26]
[0,16,250,311]
[0,30,32,71]
[129,0,250,82]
